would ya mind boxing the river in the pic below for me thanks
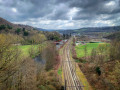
[34,55,46,65]
[34,39,67,64]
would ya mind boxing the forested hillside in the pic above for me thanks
[105,31,120,41]
[58,26,120,35]
[0,17,63,90]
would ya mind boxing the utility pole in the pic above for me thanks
[64,80,67,90]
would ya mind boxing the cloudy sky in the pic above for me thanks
[0,0,120,29]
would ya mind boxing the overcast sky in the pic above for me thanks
[0,0,120,29]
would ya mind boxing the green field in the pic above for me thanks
[18,45,38,56]
[18,43,46,57]
[75,42,105,58]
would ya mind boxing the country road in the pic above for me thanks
[62,38,83,90]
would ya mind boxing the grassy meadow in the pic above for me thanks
[17,43,47,57]
[18,45,38,56]
[75,42,106,58]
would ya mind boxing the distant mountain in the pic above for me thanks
[105,31,120,40]
[35,28,61,32]
[79,26,120,33]
[57,26,120,35]
[35,28,50,31]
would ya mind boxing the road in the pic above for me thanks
[62,38,83,90]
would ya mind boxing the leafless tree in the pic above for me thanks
[41,42,57,71]
[84,45,88,59]
[0,34,21,90]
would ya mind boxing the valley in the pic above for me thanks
[0,16,120,90]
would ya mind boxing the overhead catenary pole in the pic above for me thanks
[64,80,67,90]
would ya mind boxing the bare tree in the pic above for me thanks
[90,48,97,62]
[0,34,21,90]
[109,40,120,60]
[84,45,88,59]
[41,42,57,71]
[13,57,37,90]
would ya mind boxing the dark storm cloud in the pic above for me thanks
[47,3,70,20]
[0,0,120,29]
[0,0,55,21]
[68,0,120,20]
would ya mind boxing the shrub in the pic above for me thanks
[96,67,101,76]
[22,28,25,31]
[24,31,29,36]
[7,25,12,29]
[0,25,6,30]
[15,28,21,35]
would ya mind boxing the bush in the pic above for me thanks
[15,28,21,35]
[109,41,120,60]
[24,31,29,36]
[22,28,25,31]
[0,25,6,30]
[28,46,36,57]
[7,25,12,29]
[96,67,101,76]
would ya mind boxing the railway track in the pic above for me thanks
[62,39,83,90]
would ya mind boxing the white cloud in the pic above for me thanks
[14,21,27,25]
[105,1,119,11]
[94,20,112,26]
[105,1,116,6]
[13,18,115,29]
[65,23,74,27]
[12,8,17,13]
[68,7,79,20]
[1,0,119,29]
[0,0,2,3]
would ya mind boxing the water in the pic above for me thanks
[34,56,46,65]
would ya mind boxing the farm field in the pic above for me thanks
[75,42,106,58]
